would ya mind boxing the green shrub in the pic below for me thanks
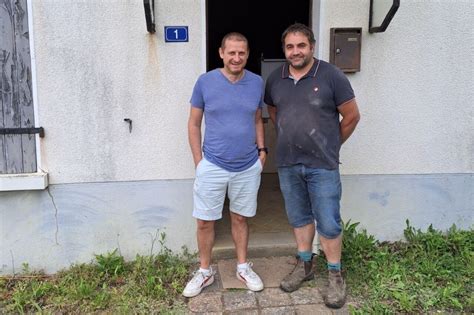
[0,232,195,314]
[340,220,473,314]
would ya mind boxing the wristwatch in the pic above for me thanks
[257,147,268,154]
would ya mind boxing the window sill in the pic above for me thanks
[0,172,49,191]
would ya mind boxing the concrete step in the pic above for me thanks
[213,231,296,260]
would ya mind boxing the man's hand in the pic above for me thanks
[259,152,266,168]
[194,158,203,169]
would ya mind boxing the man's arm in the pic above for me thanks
[255,108,266,165]
[337,98,360,144]
[267,105,277,125]
[188,106,204,167]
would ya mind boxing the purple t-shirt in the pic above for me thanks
[190,69,264,172]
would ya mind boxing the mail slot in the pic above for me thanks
[329,28,362,73]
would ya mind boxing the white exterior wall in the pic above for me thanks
[33,0,203,184]
[31,1,473,184]
[1,180,196,274]
[1,0,472,274]
[320,0,473,175]
[1,1,204,274]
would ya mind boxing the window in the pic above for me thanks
[0,0,47,191]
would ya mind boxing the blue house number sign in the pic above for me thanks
[164,26,189,42]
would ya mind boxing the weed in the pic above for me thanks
[0,232,195,313]
[337,219,473,314]
[95,248,126,278]
[1,224,471,314]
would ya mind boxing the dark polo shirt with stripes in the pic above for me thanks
[264,58,355,170]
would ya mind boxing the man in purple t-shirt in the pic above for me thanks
[183,32,267,298]
[265,24,360,309]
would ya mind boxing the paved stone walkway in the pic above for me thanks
[184,259,353,314]
[186,287,351,314]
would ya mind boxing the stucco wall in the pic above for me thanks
[1,173,471,274]
[0,180,196,274]
[2,0,473,275]
[32,0,203,184]
[320,0,473,175]
[31,1,473,185]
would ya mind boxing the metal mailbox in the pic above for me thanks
[329,28,362,73]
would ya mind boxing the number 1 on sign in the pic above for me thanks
[164,26,188,42]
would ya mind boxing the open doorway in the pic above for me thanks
[207,0,313,254]
[206,0,312,74]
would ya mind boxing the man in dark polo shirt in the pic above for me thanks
[264,23,360,309]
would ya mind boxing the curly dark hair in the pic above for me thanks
[281,23,315,47]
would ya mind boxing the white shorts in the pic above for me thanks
[193,158,262,220]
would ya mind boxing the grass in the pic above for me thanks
[1,222,472,314]
[325,220,473,314]
[0,232,196,314]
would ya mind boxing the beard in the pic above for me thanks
[289,54,312,70]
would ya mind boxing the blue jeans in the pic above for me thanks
[278,165,342,239]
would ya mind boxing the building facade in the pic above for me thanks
[1,0,472,274]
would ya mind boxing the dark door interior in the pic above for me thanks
[207,0,312,74]
[208,1,312,247]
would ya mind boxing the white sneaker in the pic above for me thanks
[236,262,264,291]
[182,267,215,298]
